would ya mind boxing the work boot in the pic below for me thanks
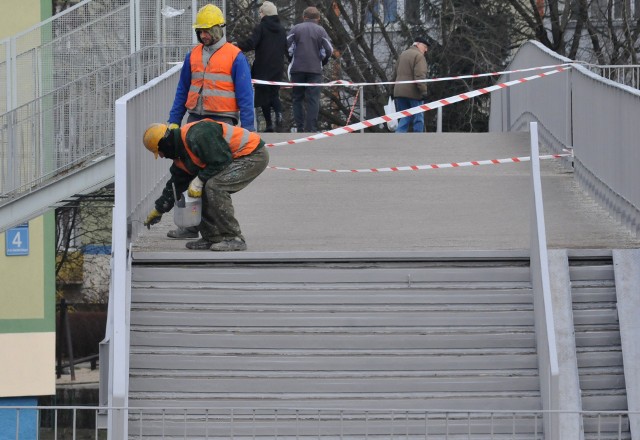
[210,237,247,252]
[185,238,214,250]
[167,226,198,239]
[275,113,283,132]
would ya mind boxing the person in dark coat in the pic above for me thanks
[237,1,288,132]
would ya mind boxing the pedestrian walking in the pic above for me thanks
[393,36,430,133]
[286,6,333,132]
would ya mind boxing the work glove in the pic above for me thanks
[187,176,204,198]
[168,123,180,130]
[144,209,162,229]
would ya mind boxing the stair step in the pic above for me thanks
[129,329,536,350]
[581,391,629,411]
[129,352,539,371]
[131,288,535,305]
[129,309,535,327]
[132,266,532,285]
[128,393,543,411]
[128,375,541,394]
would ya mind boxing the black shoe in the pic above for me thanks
[264,124,274,133]
[167,227,198,239]
[210,237,247,252]
[186,238,214,250]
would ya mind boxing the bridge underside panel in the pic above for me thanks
[0,155,114,231]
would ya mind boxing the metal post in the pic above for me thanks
[359,86,364,133]
[193,0,199,45]
[63,299,76,381]
[437,107,442,133]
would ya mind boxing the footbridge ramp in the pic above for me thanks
[122,131,640,440]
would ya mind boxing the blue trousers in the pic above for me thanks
[395,97,425,133]
[290,72,323,132]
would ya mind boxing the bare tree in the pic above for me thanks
[56,187,114,304]
[506,0,640,64]
[227,0,517,132]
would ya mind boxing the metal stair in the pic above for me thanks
[127,256,543,438]
[569,255,630,440]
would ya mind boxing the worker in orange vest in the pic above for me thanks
[142,119,268,252]
[166,4,256,239]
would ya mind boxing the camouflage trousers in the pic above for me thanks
[198,146,269,242]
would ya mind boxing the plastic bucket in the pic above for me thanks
[173,191,202,228]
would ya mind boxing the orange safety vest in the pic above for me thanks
[186,43,241,115]
[174,120,261,174]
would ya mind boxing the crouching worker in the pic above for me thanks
[142,119,269,251]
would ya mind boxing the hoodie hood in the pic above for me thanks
[261,15,282,33]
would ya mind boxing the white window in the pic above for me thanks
[366,0,398,24]
[590,0,639,19]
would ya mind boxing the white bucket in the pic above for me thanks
[173,191,202,228]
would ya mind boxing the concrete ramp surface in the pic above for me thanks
[133,132,640,255]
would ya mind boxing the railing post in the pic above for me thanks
[359,85,364,133]
[529,121,560,440]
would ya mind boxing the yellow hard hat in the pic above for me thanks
[143,123,168,159]
[193,4,225,29]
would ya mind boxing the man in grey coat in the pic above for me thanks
[287,6,333,132]
[393,36,430,133]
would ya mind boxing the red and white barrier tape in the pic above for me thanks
[253,63,574,87]
[266,66,571,148]
[269,153,571,173]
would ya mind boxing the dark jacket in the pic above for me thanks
[393,45,428,100]
[238,15,287,81]
[286,19,333,75]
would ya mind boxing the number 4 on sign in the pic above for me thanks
[12,231,22,247]
[5,224,29,256]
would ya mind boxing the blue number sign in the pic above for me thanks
[5,223,29,256]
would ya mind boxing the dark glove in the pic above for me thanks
[144,209,162,229]
[421,93,429,101]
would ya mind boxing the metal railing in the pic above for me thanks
[0,0,215,114]
[106,64,183,440]
[0,45,190,201]
[584,64,640,90]
[1,406,636,439]
[489,41,640,237]
[527,122,560,439]
[0,0,221,211]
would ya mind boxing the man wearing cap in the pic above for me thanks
[393,37,430,133]
[237,1,287,133]
[141,119,269,252]
[165,4,256,239]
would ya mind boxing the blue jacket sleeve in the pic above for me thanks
[168,53,192,125]
[232,53,256,131]
[320,31,333,66]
